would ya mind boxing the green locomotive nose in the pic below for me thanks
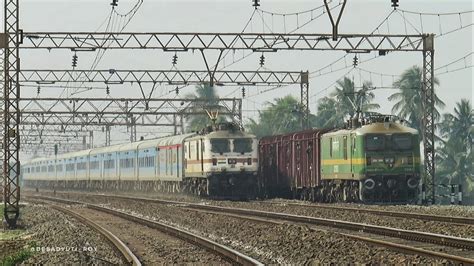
[321,121,421,203]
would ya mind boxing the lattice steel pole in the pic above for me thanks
[300,71,310,129]
[3,0,21,228]
[0,50,4,203]
[422,34,435,204]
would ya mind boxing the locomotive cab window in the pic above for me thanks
[211,139,230,154]
[365,134,385,151]
[233,138,252,154]
[391,134,413,150]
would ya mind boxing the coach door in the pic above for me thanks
[200,139,204,174]
[350,133,356,173]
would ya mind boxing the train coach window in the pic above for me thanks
[391,134,413,150]
[211,139,230,154]
[233,138,252,154]
[365,134,385,151]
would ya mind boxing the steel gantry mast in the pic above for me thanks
[20,31,436,203]
[20,69,304,85]
[1,6,437,230]
[2,0,20,228]
[422,34,435,204]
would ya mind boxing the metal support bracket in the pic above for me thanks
[324,0,347,41]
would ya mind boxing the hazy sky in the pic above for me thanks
[9,0,474,157]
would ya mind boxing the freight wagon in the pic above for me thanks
[258,116,421,203]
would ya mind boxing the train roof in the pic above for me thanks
[356,122,418,135]
[26,132,197,162]
[323,122,418,137]
[201,130,255,139]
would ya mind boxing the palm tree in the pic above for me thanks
[439,99,473,149]
[246,95,311,138]
[184,83,225,133]
[314,96,344,128]
[389,66,445,134]
[436,99,473,195]
[330,77,380,119]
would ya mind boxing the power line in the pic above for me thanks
[434,52,473,71]
[310,67,355,100]
[397,8,474,16]
[70,0,144,97]
[257,2,328,16]
[436,65,474,76]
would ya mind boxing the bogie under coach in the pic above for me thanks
[23,123,258,199]
[259,116,421,203]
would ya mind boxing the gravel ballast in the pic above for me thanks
[18,203,123,265]
[36,192,447,264]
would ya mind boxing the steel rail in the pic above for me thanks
[30,199,142,266]
[182,207,474,265]
[82,194,474,251]
[31,195,262,266]
[263,202,474,225]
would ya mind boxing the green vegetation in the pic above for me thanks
[247,78,381,137]
[314,77,379,128]
[0,229,25,240]
[184,83,227,132]
[1,241,36,266]
[436,99,473,195]
[246,95,318,138]
[388,66,445,134]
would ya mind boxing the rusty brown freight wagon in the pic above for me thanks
[258,129,328,200]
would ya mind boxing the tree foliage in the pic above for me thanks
[246,95,316,138]
[436,99,473,195]
[389,66,445,133]
[184,83,226,133]
[314,77,380,128]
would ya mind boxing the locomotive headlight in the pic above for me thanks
[364,179,375,190]
[407,177,419,189]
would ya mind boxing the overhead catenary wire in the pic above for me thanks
[70,0,144,97]
[243,8,399,101]
[257,1,329,16]
[434,52,473,71]
[396,8,474,16]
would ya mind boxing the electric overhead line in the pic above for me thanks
[65,0,144,98]
[435,52,473,71]
[397,8,474,16]
[218,0,341,79]
[224,1,343,101]
[394,7,474,37]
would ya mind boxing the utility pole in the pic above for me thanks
[2,0,21,228]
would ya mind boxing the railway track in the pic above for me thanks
[27,195,262,266]
[49,192,474,264]
[261,201,474,225]
[29,199,141,266]
[186,206,474,265]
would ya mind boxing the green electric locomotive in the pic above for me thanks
[320,116,421,202]
[259,115,421,203]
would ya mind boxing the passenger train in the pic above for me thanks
[23,123,259,198]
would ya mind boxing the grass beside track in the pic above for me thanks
[1,241,36,266]
[1,205,36,265]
